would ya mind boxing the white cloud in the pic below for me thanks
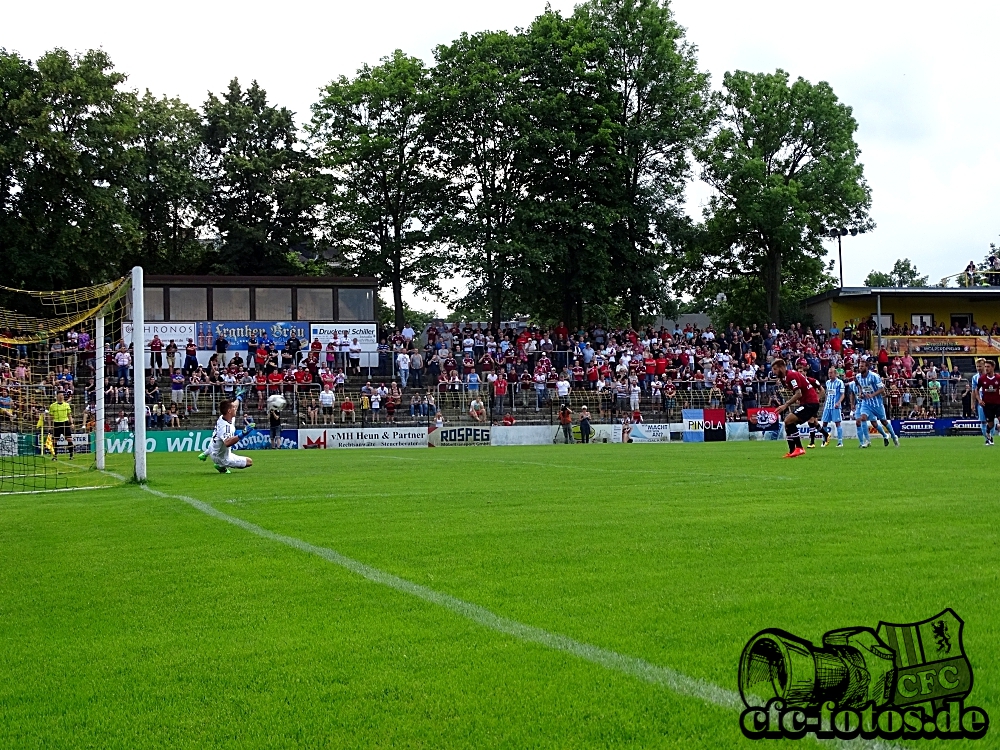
[5,0,998,301]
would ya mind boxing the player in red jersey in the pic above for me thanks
[978,359,1000,445]
[795,358,828,448]
[772,357,820,458]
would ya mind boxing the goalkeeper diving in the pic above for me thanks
[199,399,254,473]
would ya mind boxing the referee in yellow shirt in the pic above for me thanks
[48,391,74,460]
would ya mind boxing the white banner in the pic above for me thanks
[489,425,621,445]
[428,425,491,446]
[624,423,672,443]
[298,427,427,449]
[309,323,378,351]
[122,322,196,349]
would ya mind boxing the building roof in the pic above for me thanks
[145,275,377,287]
[803,286,1000,305]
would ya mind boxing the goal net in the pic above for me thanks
[0,271,143,493]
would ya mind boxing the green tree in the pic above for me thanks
[311,51,450,329]
[576,0,712,327]
[0,48,138,289]
[695,69,872,324]
[864,258,928,287]
[126,91,210,273]
[514,9,620,327]
[431,30,530,326]
[202,79,320,275]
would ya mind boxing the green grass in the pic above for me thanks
[1,439,998,748]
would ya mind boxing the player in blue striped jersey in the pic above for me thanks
[821,367,845,447]
[854,360,899,447]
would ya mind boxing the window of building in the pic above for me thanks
[255,287,292,320]
[338,288,374,321]
[213,287,250,320]
[911,313,933,328]
[169,287,207,321]
[297,288,333,321]
[143,288,164,321]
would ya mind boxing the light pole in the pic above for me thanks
[826,227,867,288]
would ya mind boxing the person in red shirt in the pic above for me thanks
[267,369,284,397]
[978,360,1000,444]
[772,357,820,458]
[493,372,508,414]
[255,371,268,410]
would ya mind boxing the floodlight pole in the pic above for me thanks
[132,266,147,482]
[838,234,844,288]
[96,315,105,470]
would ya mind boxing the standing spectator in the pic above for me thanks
[215,333,229,366]
[493,372,508,415]
[396,350,410,388]
[149,334,163,376]
[115,346,132,385]
[183,339,198,377]
[348,338,362,375]
[578,405,592,443]
[385,394,397,424]
[402,322,416,349]
[165,339,178,373]
[558,404,574,443]
[285,333,301,366]
[319,384,336,424]
[556,373,571,406]
[409,349,423,388]
[269,405,282,449]
[247,334,258,374]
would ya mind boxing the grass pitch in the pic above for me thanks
[1,439,997,748]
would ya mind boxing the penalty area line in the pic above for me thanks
[107,472,897,750]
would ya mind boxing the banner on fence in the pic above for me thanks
[123,322,197,349]
[488,424,621,445]
[206,321,310,350]
[428,425,490,447]
[102,429,295,453]
[747,407,781,434]
[623,423,672,443]
[682,408,727,442]
[298,427,428,449]
[884,336,1000,356]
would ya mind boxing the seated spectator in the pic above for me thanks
[469,397,486,422]
[166,403,181,428]
[341,395,356,423]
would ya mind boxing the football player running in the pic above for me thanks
[854,359,899,448]
[206,399,255,473]
[977,359,1000,445]
[970,358,996,442]
[821,366,845,447]
[772,358,820,458]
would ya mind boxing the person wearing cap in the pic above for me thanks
[579,405,592,443]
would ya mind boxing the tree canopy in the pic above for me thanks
[0,3,880,331]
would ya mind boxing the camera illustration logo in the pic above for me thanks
[738,609,989,740]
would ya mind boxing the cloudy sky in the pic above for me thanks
[6,0,999,308]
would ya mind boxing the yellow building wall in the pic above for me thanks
[820,297,1000,330]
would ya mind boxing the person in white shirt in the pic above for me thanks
[396,351,411,387]
[348,338,362,374]
[319,385,336,424]
[556,375,571,406]
[402,324,416,344]
[207,399,254,472]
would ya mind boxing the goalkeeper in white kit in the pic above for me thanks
[201,399,255,473]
